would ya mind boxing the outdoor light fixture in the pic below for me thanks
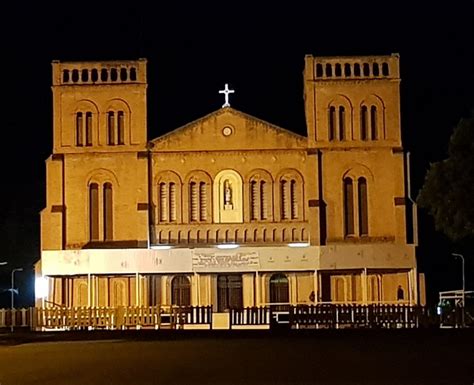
[288,242,310,248]
[216,243,240,250]
[151,245,173,250]
[35,276,49,299]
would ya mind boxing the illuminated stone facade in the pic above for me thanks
[37,55,425,312]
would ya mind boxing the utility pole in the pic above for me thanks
[10,268,23,332]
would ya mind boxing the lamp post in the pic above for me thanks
[452,253,465,327]
[10,268,23,332]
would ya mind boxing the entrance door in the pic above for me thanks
[269,273,289,311]
[171,275,191,306]
[217,274,243,311]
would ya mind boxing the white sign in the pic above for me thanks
[192,251,259,272]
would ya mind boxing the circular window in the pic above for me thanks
[222,126,233,136]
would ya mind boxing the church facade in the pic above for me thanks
[37,54,425,312]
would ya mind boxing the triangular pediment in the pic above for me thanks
[150,108,307,152]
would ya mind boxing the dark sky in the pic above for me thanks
[0,2,473,306]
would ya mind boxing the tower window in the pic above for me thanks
[370,106,378,140]
[91,69,98,82]
[316,63,323,77]
[110,68,118,82]
[76,112,83,146]
[343,178,354,236]
[338,106,345,140]
[344,63,351,77]
[358,177,368,235]
[329,106,336,141]
[89,183,99,241]
[85,112,93,146]
[363,63,370,76]
[72,69,79,82]
[103,183,113,241]
[335,63,342,77]
[63,70,70,83]
[101,69,108,82]
[120,68,128,81]
[354,63,361,77]
[325,63,332,77]
[372,63,380,76]
[130,68,137,81]
[117,111,125,145]
[107,112,115,145]
[382,62,389,76]
[360,106,368,140]
[81,69,89,82]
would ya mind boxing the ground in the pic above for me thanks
[0,329,473,385]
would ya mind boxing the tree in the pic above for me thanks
[417,110,474,242]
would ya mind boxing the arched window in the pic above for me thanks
[269,273,289,311]
[354,63,361,77]
[76,112,84,146]
[91,69,98,82]
[328,106,336,141]
[107,112,115,145]
[217,274,242,311]
[89,183,99,241]
[101,68,108,82]
[107,110,125,145]
[338,106,345,140]
[260,181,268,220]
[344,63,351,77]
[130,68,137,81]
[171,276,191,306]
[110,68,118,82]
[117,111,125,145]
[363,63,370,76]
[250,178,270,221]
[199,182,207,221]
[382,62,389,76]
[360,106,368,140]
[120,68,128,81]
[280,180,289,220]
[159,182,168,222]
[169,182,177,222]
[85,112,93,146]
[372,63,380,76]
[325,63,332,77]
[358,177,368,236]
[81,69,89,82]
[290,180,298,219]
[335,63,342,77]
[63,70,70,83]
[316,63,323,77]
[190,182,198,222]
[370,106,378,140]
[103,183,113,241]
[343,178,354,236]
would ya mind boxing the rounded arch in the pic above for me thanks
[86,168,120,187]
[360,94,386,140]
[184,169,213,184]
[155,170,182,185]
[276,168,304,184]
[246,168,274,183]
[171,275,191,306]
[213,169,243,224]
[327,94,353,110]
[342,163,374,182]
[276,169,304,221]
[74,99,99,114]
[104,98,132,114]
[269,273,289,309]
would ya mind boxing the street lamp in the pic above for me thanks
[452,253,465,327]
[10,268,23,332]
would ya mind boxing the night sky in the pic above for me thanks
[0,2,473,307]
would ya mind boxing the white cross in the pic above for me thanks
[219,83,234,108]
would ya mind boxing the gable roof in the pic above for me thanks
[150,107,308,152]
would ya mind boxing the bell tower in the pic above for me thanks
[42,59,149,251]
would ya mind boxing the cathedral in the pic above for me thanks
[36,54,425,317]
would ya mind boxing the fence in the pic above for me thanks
[0,304,428,331]
[0,308,32,329]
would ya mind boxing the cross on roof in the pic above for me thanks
[219,83,235,108]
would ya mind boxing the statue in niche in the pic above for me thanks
[224,179,233,209]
